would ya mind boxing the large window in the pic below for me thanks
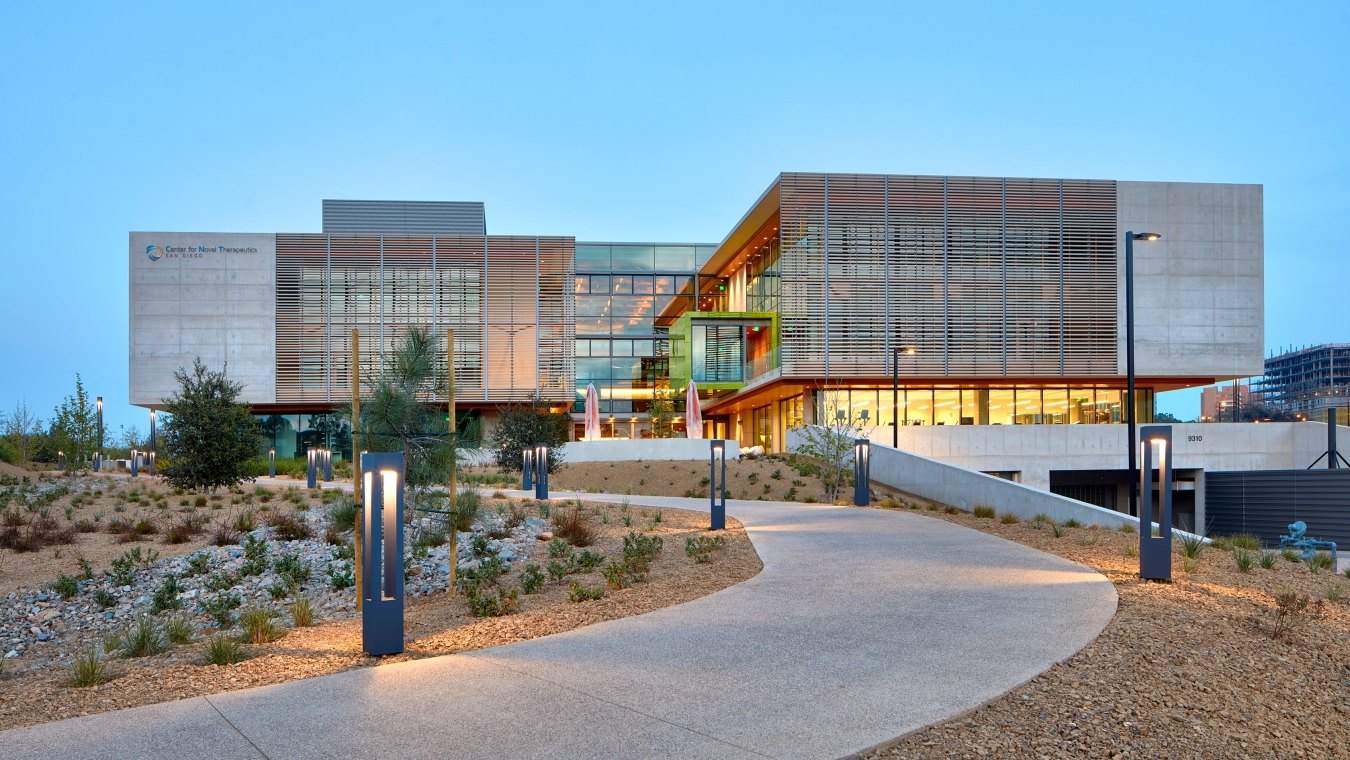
[820,386,1154,427]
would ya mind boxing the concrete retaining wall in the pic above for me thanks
[560,439,740,463]
[787,426,1203,537]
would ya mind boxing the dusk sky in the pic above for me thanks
[2,2,1346,435]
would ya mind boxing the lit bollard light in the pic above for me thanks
[533,443,549,500]
[307,449,318,489]
[1139,425,1174,581]
[853,439,871,506]
[522,447,534,491]
[710,439,726,530]
[360,453,405,656]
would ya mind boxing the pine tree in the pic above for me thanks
[160,359,261,492]
[50,374,98,467]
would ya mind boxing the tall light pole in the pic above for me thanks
[891,345,915,448]
[1125,231,1161,520]
[149,409,157,476]
[95,396,103,472]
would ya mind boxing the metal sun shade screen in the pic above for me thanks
[775,173,1118,378]
[274,234,574,404]
[321,200,486,235]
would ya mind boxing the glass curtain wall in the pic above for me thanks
[574,243,714,432]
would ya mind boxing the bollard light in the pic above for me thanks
[307,449,318,489]
[360,453,405,656]
[853,439,871,506]
[148,451,156,477]
[322,448,333,482]
[710,439,727,530]
[95,396,103,472]
[533,443,550,500]
[149,409,157,476]
[58,450,64,472]
[522,446,534,490]
[130,449,139,477]
[1139,425,1174,581]
[268,448,276,478]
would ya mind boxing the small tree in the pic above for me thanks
[2,400,43,466]
[160,359,261,492]
[789,387,875,502]
[648,388,677,439]
[50,374,98,466]
[490,395,569,473]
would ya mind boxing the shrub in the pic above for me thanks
[1227,533,1262,551]
[551,507,595,547]
[328,565,354,590]
[520,563,545,593]
[201,634,249,666]
[234,510,256,533]
[211,520,239,546]
[1052,525,1065,538]
[568,580,606,602]
[467,586,520,617]
[1117,522,1137,535]
[1233,549,1254,573]
[238,607,282,644]
[327,499,356,533]
[185,552,211,576]
[685,535,726,563]
[273,552,308,589]
[51,573,79,599]
[93,588,117,608]
[68,648,111,687]
[878,496,903,509]
[972,505,996,519]
[1326,583,1344,604]
[199,592,242,628]
[163,614,194,645]
[1268,589,1324,640]
[546,559,574,582]
[1180,535,1205,559]
[205,570,239,592]
[1306,552,1333,574]
[999,513,1019,525]
[1063,518,1083,528]
[267,513,311,542]
[1182,557,1198,574]
[151,575,184,613]
[1282,548,1301,563]
[290,596,315,627]
[622,531,663,570]
[121,617,168,657]
[575,549,605,571]
[194,496,208,509]
[1260,551,1277,569]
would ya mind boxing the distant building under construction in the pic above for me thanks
[1256,344,1350,422]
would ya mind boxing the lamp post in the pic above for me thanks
[95,396,103,472]
[891,346,915,447]
[710,439,727,530]
[149,409,156,476]
[1125,231,1161,520]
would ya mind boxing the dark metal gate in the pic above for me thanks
[1206,469,1350,545]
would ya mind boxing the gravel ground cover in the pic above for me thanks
[469,455,836,503]
[0,492,759,731]
[858,496,1350,760]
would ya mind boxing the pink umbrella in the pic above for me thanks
[584,383,601,441]
[685,381,703,439]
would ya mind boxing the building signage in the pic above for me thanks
[143,242,259,261]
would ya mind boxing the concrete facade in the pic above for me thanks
[1118,181,1264,379]
[129,232,276,407]
[873,421,1336,491]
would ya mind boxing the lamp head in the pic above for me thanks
[1132,232,1162,241]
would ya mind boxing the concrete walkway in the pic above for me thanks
[2,492,1117,760]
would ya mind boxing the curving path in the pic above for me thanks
[1,493,1117,760]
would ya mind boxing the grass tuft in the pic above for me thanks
[200,635,249,666]
[972,505,996,519]
[68,648,112,687]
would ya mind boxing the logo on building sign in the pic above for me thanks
[146,244,162,261]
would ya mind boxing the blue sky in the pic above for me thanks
[1,1,1346,434]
